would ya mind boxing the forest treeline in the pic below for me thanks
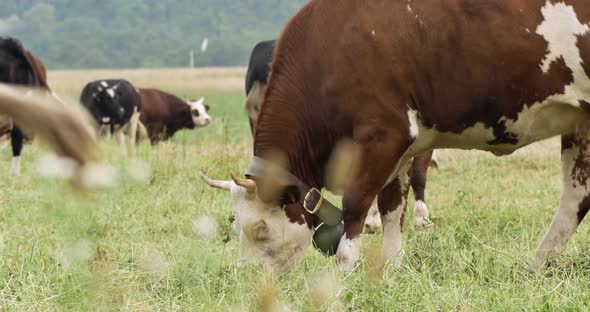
[0,1,305,69]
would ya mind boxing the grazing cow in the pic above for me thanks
[0,36,47,174]
[138,88,212,144]
[202,0,590,273]
[80,79,141,151]
[245,39,436,230]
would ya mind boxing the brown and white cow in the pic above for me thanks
[138,88,212,144]
[245,40,437,230]
[203,0,590,273]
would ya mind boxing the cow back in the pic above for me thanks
[245,40,275,95]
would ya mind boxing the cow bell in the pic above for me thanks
[312,222,344,256]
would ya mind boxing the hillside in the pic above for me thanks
[0,0,306,69]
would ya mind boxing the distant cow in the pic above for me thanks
[0,36,48,174]
[245,40,275,133]
[138,88,212,144]
[244,39,436,230]
[80,79,142,150]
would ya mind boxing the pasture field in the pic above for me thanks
[1,68,590,311]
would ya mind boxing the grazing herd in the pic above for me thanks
[2,0,590,277]
[0,36,214,170]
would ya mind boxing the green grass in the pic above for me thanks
[1,88,590,311]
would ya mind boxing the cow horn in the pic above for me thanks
[231,173,257,193]
[200,171,231,191]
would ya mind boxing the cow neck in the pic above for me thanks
[250,79,347,228]
[169,105,195,134]
[252,95,333,191]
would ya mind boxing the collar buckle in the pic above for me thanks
[303,188,323,215]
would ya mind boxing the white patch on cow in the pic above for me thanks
[335,234,360,272]
[533,138,588,267]
[101,117,111,123]
[9,156,20,175]
[106,88,115,98]
[414,200,432,227]
[407,109,419,139]
[228,182,313,274]
[100,81,108,88]
[537,2,589,77]
[381,203,404,268]
[190,97,212,127]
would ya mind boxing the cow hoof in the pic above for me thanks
[9,158,20,175]
[335,236,360,272]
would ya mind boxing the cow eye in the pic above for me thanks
[192,110,200,117]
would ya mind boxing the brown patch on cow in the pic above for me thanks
[283,202,314,229]
[578,34,590,84]
[565,1,590,24]
[579,100,590,113]
[577,195,590,224]
[377,178,408,232]
[570,124,590,187]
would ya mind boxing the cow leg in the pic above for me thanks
[363,200,382,233]
[116,127,127,155]
[533,128,590,268]
[128,108,140,146]
[136,121,148,145]
[101,125,112,140]
[127,109,140,156]
[9,126,23,175]
[430,150,440,168]
[335,130,409,271]
[411,151,434,227]
[378,162,411,268]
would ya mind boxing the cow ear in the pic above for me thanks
[204,104,210,111]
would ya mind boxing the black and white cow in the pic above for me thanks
[245,40,275,133]
[0,36,41,174]
[80,79,142,151]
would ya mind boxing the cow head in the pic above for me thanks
[201,172,314,274]
[189,97,212,127]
